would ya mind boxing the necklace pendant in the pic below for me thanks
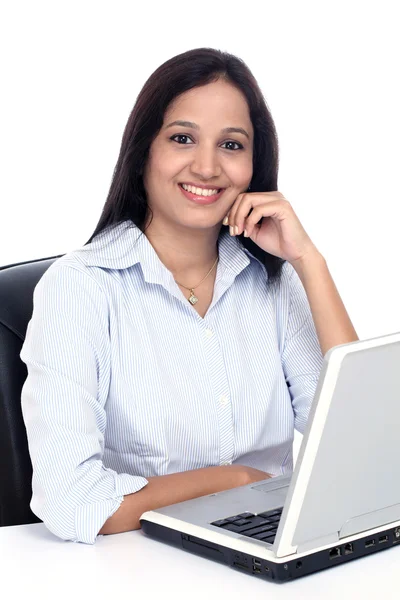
[188,290,198,305]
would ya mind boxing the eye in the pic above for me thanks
[170,134,193,145]
[221,141,243,151]
[170,134,243,151]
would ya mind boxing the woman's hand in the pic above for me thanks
[223,464,273,487]
[223,190,319,265]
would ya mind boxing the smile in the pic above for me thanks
[178,183,225,205]
[180,182,222,196]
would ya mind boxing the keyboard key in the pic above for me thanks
[261,535,276,544]
[231,518,252,526]
[236,512,255,519]
[223,524,247,532]
[231,522,264,533]
[224,516,242,523]
[258,509,283,518]
[267,515,281,523]
[232,516,269,528]
[253,532,276,541]
[240,524,276,537]
[211,519,230,527]
[256,519,273,526]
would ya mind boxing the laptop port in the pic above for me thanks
[233,562,250,571]
[393,527,400,542]
[296,561,303,569]
[253,558,261,567]
[379,535,388,544]
[344,543,354,555]
[329,547,341,559]
[365,539,375,548]
[253,566,261,574]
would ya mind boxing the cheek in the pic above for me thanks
[145,159,169,187]
[152,146,184,181]
[227,162,253,187]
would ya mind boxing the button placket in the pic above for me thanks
[201,322,234,467]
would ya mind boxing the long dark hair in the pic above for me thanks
[85,47,285,287]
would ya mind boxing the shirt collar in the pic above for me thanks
[77,220,267,285]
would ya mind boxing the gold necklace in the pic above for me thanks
[174,256,219,305]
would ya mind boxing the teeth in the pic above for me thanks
[181,183,219,196]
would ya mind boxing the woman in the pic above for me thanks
[20,47,358,545]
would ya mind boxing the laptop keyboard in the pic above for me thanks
[211,507,283,544]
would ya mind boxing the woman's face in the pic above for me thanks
[143,78,254,233]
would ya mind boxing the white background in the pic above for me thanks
[1,1,399,457]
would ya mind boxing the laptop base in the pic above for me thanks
[140,519,400,583]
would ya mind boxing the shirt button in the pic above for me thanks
[221,461,232,466]
[219,395,229,406]
[205,329,213,338]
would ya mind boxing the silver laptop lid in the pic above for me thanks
[274,331,400,558]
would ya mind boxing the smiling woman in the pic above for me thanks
[20,48,327,545]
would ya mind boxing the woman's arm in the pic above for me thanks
[290,250,359,356]
[99,464,270,535]
[21,264,149,544]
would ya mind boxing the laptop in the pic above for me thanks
[140,331,400,582]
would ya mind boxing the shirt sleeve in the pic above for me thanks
[280,262,325,434]
[20,262,149,544]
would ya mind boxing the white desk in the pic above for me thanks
[1,523,399,599]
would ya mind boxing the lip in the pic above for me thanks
[178,183,225,205]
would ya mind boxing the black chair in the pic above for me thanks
[0,254,64,526]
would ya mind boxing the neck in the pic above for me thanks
[144,219,221,281]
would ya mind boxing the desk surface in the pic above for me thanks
[1,523,399,599]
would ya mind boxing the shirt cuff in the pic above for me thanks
[74,474,149,544]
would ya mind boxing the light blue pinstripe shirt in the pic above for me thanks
[20,220,324,545]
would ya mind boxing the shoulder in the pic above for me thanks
[36,222,135,296]
[33,252,110,319]
[38,251,105,289]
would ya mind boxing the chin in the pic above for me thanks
[176,218,222,231]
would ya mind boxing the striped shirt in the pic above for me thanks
[20,220,324,545]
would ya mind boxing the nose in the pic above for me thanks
[189,143,222,181]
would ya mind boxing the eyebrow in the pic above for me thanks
[165,120,250,140]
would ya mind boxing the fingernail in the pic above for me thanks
[244,229,249,237]
[234,225,239,235]
[223,216,229,225]
[229,226,234,236]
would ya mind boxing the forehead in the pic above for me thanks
[164,80,252,130]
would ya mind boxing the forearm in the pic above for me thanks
[290,251,359,356]
[98,465,248,535]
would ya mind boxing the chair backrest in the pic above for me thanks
[0,254,64,526]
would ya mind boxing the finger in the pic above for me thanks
[231,195,251,236]
[226,193,246,233]
[243,202,281,237]
[234,195,270,235]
